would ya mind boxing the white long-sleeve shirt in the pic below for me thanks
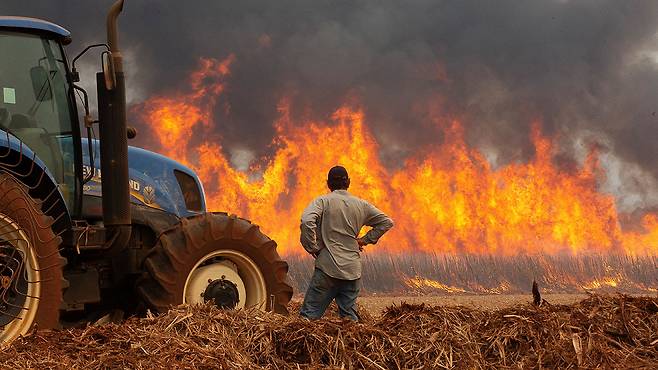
[300,189,394,280]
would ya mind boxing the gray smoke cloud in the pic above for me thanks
[2,0,658,210]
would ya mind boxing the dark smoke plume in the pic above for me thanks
[2,0,658,210]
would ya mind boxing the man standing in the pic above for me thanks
[299,166,394,321]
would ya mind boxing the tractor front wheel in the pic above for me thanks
[137,213,293,314]
[0,174,64,345]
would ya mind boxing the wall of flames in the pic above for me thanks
[135,57,658,256]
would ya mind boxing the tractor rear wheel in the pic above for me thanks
[137,213,293,314]
[0,174,64,344]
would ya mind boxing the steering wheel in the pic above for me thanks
[0,108,9,128]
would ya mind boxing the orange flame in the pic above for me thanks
[136,57,658,256]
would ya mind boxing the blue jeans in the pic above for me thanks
[300,268,360,321]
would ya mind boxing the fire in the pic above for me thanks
[405,276,466,293]
[581,276,621,290]
[136,57,658,256]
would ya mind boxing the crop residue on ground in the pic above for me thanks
[2,294,657,369]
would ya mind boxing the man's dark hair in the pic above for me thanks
[327,166,350,191]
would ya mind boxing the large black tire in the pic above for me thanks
[0,173,64,344]
[137,213,293,314]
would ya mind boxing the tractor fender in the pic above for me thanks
[0,131,71,235]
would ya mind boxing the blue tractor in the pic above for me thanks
[0,1,292,343]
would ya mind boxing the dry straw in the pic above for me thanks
[1,294,656,369]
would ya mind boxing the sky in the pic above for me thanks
[2,0,658,212]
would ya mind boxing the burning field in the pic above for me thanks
[2,294,657,368]
[135,56,658,257]
[287,253,658,295]
[130,56,658,295]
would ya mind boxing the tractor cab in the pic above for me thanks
[0,17,80,211]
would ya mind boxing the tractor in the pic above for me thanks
[0,0,292,344]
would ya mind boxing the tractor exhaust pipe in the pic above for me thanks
[107,0,124,72]
[98,0,131,250]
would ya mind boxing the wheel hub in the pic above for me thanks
[0,242,28,326]
[0,213,41,344]
[203,278,239,309]
[183,250,268,310]
[184,260,247,309]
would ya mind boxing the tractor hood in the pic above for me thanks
[81,140,206,218]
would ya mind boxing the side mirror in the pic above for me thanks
[127,126,137,139]
[102,51,116,91]
[30,66,53,101]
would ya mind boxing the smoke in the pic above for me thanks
[2,0,658,210]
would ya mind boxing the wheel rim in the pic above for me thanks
[183,250,267,310]
[0,213,40,344]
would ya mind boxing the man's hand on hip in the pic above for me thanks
[357,238,367,251]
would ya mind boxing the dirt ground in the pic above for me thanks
[293,293,589,316]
